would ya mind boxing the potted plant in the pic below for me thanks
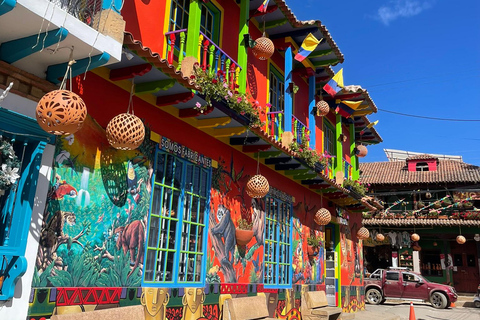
[433,201,442,209]
[0,137,21,194]
[362,212,372,219]
[415,201,425,210]
[235,218,254,246]
[428,209,439,219]
[463,201,473,209]
[307,235,320,256]
[442,198,452,207]
[406,212,415,219]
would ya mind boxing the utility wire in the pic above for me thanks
[378,108,480,122]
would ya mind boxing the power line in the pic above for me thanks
[378,108,480,122]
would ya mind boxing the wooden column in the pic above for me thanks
[335,114,343,175]
[237,0,249,93]
[186,0,202,57]
[308,75,316,150]
[350,123,359,180]
[284,46,293,132]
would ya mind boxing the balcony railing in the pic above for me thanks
[292,115,309,148]
[343,158,353,180]
[265,109,284,142]
[48,0,102,27]
[165,29,241,89]
[322,157,335,179]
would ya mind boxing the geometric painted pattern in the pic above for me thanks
[56,288,122,306]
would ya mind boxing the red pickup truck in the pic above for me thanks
[365,268,457,309]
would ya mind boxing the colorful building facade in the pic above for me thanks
[0,1,382,319]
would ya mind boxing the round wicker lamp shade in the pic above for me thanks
[252,37,275,60]
[376,234,385,242]
[411,233,420,242]
[36,90,87,135]
[356,145,368,158]
[314,208,331,226]
[106,113,145,150]
[357,227,370,240]
[456,235,466,244]
[246,174,269,198]
[316,100,330,117]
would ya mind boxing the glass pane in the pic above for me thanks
[155,250,166,281]
[174,158,183,189]
[144,249,156,281]
[148,216,160,247]
[189,224,198,252]
[168,219,177,250]
[155,153,165,183]
[151,185,163,215]
[165,155,174,186]
[196,226,204,252]
[198,199,206,224]
[164,251,175,281]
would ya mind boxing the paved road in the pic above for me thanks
[364,301,480,320]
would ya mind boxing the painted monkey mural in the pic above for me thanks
[33,117,153,288]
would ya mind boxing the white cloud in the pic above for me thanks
[376,0,434,26]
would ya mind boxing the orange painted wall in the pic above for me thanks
[122,0,169,56]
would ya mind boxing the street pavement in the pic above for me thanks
[355,300,480,320]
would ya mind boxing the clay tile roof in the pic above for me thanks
[406,154,438,161]
[363,218,480,227]
[274,0,344,64]
[360,160,480,185]
[123,32,200,91]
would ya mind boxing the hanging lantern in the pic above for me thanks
[314,208,331,226]
[106,113,145,150]
[357,227,370,240]
[316,100,330,117]
[456,235,466,244]
[36,90,87,135]
[425,192,432,199]
[411,233,420,241]
[376,234,385,242]
[246,174,269,198]
[355,145,368,158]
[252,37,274,60]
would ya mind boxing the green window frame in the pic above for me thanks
[323,120,335,156]
[169,0,189,31]
[269,67,285,112]
[264,195,293,288]
[200,2,221,43]
[143,149,211,287]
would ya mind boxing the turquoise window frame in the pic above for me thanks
[263,195,293,289]
[142,148,211,288]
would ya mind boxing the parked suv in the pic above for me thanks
[365,268,457,309]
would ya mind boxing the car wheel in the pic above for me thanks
[366,288,383,305]
[474,300,480,308]
[430,292,448,309]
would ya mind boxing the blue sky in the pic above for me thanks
[286,0,480,165]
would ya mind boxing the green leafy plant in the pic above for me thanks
[237,218,253,230]
[193,68,262,127]
[290,136,328,169]
[0,136,21,191]
[416,200,425,209]
[362,212,372,219]
[307,235,320,248]
[343,178,367,196]
[442,198,452,207]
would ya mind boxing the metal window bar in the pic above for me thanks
[48,0,102,28]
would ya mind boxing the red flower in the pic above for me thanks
[190,75,196,79]
[212,79,218,84]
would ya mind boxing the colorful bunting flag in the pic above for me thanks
[360,120,379,135]
[335,99,362,118]
[258,0,268,12]
[294,33,321,62]
[323,68,344,97]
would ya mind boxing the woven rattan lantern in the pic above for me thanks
[357,227,370,240]
[36,90,87,135]
[411,233,420,242]
[246,174,269,198]
[106,113,145,150]
[376,233,385,242]
[314,208,331,226]
[355,145,368,158]
[316,100,330,117]
[456,235,466,244]
[252,37,274,60]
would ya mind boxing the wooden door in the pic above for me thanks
[451,241,479,293]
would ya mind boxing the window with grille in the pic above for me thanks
[269,68,285,112]
[323,121,335,156]
[264,195,292,288]
[143,150,211,287]
[169,0,189,31]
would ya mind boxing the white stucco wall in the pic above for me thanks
[0,89,55,319]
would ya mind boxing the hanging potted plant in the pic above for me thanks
[433,201,442,209]
[463,201,473,209]
[406,212,415,219]
[235,218,254,246]
[415,200,425,210]
[442,198,452,207]
[307,235,320,257]
[0,137,21,195]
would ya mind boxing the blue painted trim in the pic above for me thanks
[289,202,293,287]
[102,0,122,14]
[308,75,316,149]
[46,52,110,84]
[0,255,27,300]
[0,0,16,16]
[284,47,293,132]
[0,108,55,143]
[0,28,68,63]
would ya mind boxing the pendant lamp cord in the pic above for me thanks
[59,47,76,91]
[127,79,135,115]
[256,152,260,175]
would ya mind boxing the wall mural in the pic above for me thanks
[33,116,154,289]
[339,224,365,312]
